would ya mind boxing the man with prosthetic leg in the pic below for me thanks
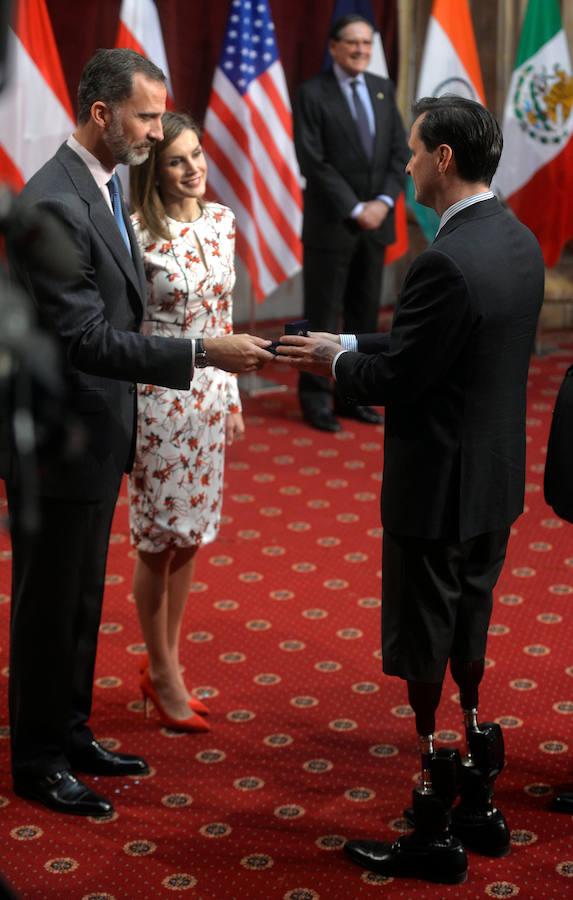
[277,95,544,884]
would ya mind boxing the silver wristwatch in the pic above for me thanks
[195,337,208,368]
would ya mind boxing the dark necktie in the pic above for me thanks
[107,173,132,253]
[350,79,374,159]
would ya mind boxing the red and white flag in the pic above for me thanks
[115,0,173,105]
[202,0,302,301]
[0,0,74,191]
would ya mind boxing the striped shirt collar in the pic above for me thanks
[437,191,494,235]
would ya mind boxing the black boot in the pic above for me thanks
[345,751,467,885]
[452,722,510,857]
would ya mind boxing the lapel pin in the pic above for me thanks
[377,92,384,100]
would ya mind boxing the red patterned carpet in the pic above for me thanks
[1,336,573,899]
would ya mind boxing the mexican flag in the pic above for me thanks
[494,0,573,267]
[409,0,485,242]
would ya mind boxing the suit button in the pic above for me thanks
[129,383,136,394]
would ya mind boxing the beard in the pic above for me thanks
[103,112,151,166]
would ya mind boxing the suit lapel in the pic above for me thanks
[365,73,387,161]
[323,70,369,162]
[56,144,144,304]
[120,188,147,298]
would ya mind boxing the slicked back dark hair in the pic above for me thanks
[412,95,503,185]
[77,48,166,124]
[329,14,373,41]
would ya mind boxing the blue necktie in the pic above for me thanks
[350,79,374,160]
[107,173,132,254]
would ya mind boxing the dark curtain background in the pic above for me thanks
[46,0,398,124]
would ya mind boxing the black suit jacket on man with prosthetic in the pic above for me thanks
[336,197,543,681]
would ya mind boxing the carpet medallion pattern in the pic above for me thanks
[0,340,573,899]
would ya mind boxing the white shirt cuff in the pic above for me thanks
[332,348,348,379]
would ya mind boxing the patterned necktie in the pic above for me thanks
[107,173,132,254]
[350,79,374,159]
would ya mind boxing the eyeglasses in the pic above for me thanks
[337,39,373,48]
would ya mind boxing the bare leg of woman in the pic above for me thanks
[133,547,190,720]
[165,546,198,698]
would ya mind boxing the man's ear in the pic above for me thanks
[91,101,111,131]
[437,143,454,174]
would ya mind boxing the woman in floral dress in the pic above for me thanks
[128,112,244,731]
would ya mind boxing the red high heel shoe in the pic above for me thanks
[137,655,210,716]
[139,670,210,733]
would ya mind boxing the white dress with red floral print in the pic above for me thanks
[128,203,241,552]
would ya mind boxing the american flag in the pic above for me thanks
[203,0,302,301]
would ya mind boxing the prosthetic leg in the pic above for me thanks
[450,659,510,856]
[345,682,468,885]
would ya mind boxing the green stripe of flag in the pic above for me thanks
[515,0,562,68]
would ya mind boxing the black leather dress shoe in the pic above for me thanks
[336,404,383,425]
[69,739,149,776]
[303,410,341,433]
[550,788,573,813]
[452,804,510,856]
[404,803,510,857]
[344,834,467,885]
[14,770,113,817]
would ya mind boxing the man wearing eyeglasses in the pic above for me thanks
[293,13,408,433]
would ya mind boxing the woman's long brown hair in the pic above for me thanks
[130,110,202,241]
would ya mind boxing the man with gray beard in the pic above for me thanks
[4,48,271,818]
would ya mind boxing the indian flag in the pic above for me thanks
[409,0,485,242]
[0,0,74,191]
[494,0,573,267]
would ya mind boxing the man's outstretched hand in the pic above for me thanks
[275,332,341,378]
[204,334,274,373]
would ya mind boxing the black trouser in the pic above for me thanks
[299,234,385,415]
[8,481,120,778]
[381,527,511,683]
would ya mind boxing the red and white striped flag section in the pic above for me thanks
[115,0,174,104]
[0,0,74,191]
[203,0,302,301]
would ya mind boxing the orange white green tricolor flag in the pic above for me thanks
[409,0,485,242]
[115,0,174,106]
[493,0,573,267]
[0,0,74,191]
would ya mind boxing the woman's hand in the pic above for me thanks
[225,411,245,445]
